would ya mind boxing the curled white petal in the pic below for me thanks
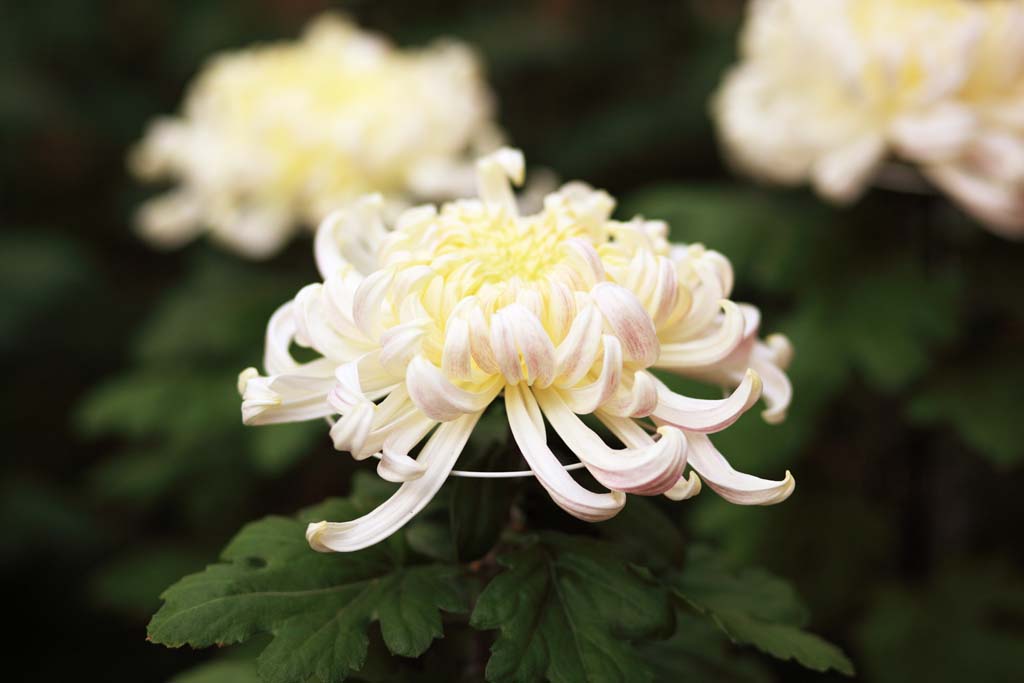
[308,412,481,552]
[536,388,685,496]
[684,432,794,505]
[406,355,500,421]
[242,373,336,425]
[657,300,747,370]
[505,384,625,521]
[652,369,763,433]
[663,472,702,501]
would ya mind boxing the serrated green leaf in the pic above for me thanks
[149,483,468,683]
[470,533,674,683]
[642,611,772,683]
[670,547,853,676]
[674,546,809,627]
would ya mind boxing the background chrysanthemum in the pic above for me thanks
[713,0,1024,238]
[129,12,500,258]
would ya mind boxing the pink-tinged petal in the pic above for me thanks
[535,388,686,496]
[406,355,500,421]
[488,308,522,385]
[442,316,473,381]
[599,370,659,418]
[666,259,726,337]
[657,300,746,370]
[467,305,500,374]
[241,373,335,425]
[684,432,794,505]
[307,412,481,552]
[543,279,576,344]
[554,304,603,386]
[562,238,607,288]
[591,282,660,367]
[555,335,622,414]
[505,384,625,521]
[652,369,762,433]
[492,304,557,387]
[663,472,702,501]
[750,341,792,424]
[648,256,680,327]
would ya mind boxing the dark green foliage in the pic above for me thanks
[149,479,469,683]
[471,533,675,683]
[670,547,853,676]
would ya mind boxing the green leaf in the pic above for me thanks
[642,611,772,683]
[470,533,674,683]
[671,547,853,676]
[149,477,469,683]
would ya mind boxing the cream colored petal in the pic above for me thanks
[536,388,686,496]
[307,412,481,552]
[505,384,625,521]
[684,432,794,505]
[652,369,762,433]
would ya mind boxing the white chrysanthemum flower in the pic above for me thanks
[130,13,499,258]
[713,0,1024,238]
[239,148,794,552]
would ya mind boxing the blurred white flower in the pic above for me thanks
[713,0,1024,238]
[130,13,500,258]
[239,148,794,552]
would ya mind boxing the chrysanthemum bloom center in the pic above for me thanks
[426,211,586,288]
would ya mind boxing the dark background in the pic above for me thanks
[3,1,1023,681]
